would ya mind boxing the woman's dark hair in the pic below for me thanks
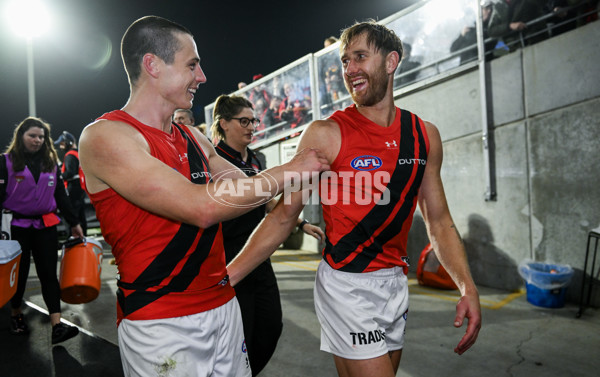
[210,94,254,142]
[4,117,58,172]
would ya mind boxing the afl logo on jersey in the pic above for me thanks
[351,155,382,171]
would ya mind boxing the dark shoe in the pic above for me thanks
[10,314,29,335]
[51,323,79,344]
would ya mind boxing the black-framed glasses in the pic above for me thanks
[231,117,260,128]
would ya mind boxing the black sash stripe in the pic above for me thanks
[117,123,219,316]
[173,123,211,184]
[118,224,219,317]
[324,110,426,272]
[118,223,199,290]
[338,113,428,272]
[165,225,218,292]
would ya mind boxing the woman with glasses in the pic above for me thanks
[210,94,324,376]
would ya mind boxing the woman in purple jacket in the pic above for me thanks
[1,117,84,344]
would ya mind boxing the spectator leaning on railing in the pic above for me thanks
[487,0,548,48]
[450,1,497,64]
[546,0,599,35]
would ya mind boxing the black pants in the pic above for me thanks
[10,225,61,314]
[235,260,283,376]
[68,186,87,236]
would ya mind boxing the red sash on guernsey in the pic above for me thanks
[87,110,234,325]
[322,105,430,273]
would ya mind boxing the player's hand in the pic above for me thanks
[453,292,481,355]
[302,223,325,242]
[288,148,330,175]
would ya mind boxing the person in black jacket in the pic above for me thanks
[55,131,87,235]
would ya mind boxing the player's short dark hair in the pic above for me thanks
[121,15,192,85]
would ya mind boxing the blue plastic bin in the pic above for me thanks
[518,261,574,308]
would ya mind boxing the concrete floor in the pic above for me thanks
[1,243,599,377]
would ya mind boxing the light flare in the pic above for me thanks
[5,0,52,39]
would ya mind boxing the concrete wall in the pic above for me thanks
[401,21,600,303]
[259,21,600,304]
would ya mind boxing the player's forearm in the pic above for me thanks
[198,158,318,226]
[428,222,478,296]
[191,166,293,227]
[228,199,302,285]
[228,213,297,286]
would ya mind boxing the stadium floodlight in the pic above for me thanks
[6,0,52,38]
[4,0,53,116]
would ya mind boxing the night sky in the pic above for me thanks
[0,0,417,147]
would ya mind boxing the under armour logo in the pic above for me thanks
[385,140,397,148]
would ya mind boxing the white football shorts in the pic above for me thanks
[118,297,251,377]
[314,261,409,360]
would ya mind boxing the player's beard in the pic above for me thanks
[345,62,389,107]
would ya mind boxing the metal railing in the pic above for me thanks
[203,0,597,150]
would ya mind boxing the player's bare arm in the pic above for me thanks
[417,121,481,355]
[190,123,327,247]
[80,119,329,229]
[227,119,339,285]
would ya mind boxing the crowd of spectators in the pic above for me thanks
[205,0,599,146]
[450,0,598,64]
[450,1,496,65]
[317,36,353,118]
[393,42,422,87]
[233,73,313,142]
